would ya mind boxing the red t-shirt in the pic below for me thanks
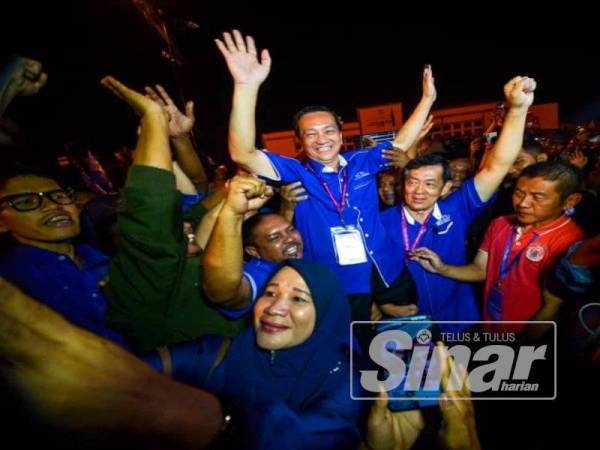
[480,215,584,332]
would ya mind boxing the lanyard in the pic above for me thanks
[498,229,539,281]
[306,163,349,224]
[400,207,432,253]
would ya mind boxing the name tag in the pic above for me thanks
[331,226,368,266]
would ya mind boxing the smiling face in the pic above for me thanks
[403,165,452,214]
[253,266,316,351]
[297,111,343,169]
[0,176,80,247]
[245,214,303,262]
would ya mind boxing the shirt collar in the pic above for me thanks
[308,154,348,174]
[402,202,442,225]
[514,215,572,237]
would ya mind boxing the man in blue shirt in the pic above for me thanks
[382,76,538,330]
[203,175,303,318]
[215,30,434,320]
[0,168,125,344]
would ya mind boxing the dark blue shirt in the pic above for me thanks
[381,178,491,332]
[261,142,402,295]
[0,244,125,345]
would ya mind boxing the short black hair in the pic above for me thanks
[519,160,583,201]
[242,213,281,247]
[403,154,452,183]
[292,106,342,138]
[0,160,58,192]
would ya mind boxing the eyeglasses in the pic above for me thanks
[0,188,75,212]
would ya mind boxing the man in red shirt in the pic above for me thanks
[409,160,584,336]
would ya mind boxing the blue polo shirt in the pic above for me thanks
[260,142,401,295]
[0,244,126,345]
[219,257,279,319]
[381,178,491,332]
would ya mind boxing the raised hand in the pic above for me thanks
[223,175,273,216]
[144,84,195,138]
[2,56,47,97]
[568,149,588,169]
[215,30,271,86]
[504,76,536,110]
[422,64,437,103]
[100,76,166,120]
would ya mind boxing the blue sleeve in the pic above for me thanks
[218,260,277,319]
[260,150,307,183]
[238,374,364,450]
[443,177,494,224]
[142,335,225,392]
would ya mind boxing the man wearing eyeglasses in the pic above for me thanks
[0,168,126,345]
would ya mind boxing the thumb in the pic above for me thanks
[372,383,389,416]
[260,49,271,68]
[185,101,194,119]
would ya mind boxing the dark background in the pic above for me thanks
[1,1,599,164]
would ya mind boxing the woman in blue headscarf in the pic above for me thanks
[145,258,364,449]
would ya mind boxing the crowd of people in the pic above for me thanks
[0,30,598,450]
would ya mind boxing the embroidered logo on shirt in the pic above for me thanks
[435,214,451,227]
[354,171,371,180]
[433,215,453,235]
[526,244,546,262]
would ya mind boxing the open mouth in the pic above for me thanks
[282,243,301,258]
[43,214,73,227]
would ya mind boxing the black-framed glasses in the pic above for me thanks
[0,188,75,212]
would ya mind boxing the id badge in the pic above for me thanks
[486,283,503,321]
[331,226,368,266]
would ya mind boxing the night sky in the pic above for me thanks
[2,1,599,164]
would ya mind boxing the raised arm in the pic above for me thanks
[0,56,47,117]
[474,76,536,202]
[216,30,276,177]
[202,175,273,309]
[101,76,171,171]
[145,84,209,193]
[391,66,437,151]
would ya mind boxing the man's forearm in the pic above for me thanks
[133,112,172,171]
[439,263,486,282]
[0,278,222,449]
[172,135,209,192]
[229,84,260,166]
[392,97,434,150]
[485,107,527,171]
[202,208,246,305]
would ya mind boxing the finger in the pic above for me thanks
[222,32,237,53]
[185,101,194,120]
[144,86,163,104]
[232,29,247,53]
[33,72,48,90]
[214,38,230,57]
[155,85,175,107]
[100,76,125,99]
[373,383,389,414]
[246,35,257,55]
